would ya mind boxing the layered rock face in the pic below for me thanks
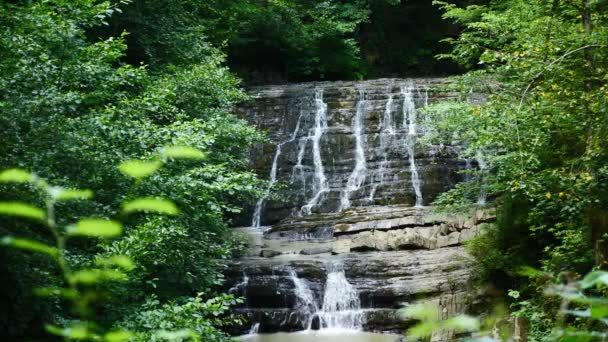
[238,78,467,227]
[226,79,488,338]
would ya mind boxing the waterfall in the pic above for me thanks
[247,323,260,335]
[369,88,395,202]
[252,113,304,228]
[402,83,424,207]
[228,273,249,295]
[475,150,488,205]
[251,145,281,228]
[340,88,368,210]
[289,270,319,329]
[301,88,329,215]
[317,262,363,331]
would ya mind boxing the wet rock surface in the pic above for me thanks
[225,78,488,340]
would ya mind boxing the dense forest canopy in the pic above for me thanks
[1,0,608,341]
[94,0,476,82]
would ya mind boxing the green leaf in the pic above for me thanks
[591,305,608,319]
[0,202,45,220]
[581,271,608,289]
[1,236,59,257]
[122,197,179,215]
[52,188,93,201]
[45,324,92,340]
[34,287,78,299]
[155,329,200,341]
[69,268,128,285]
[443,315,480,332]
[162,146,206,160]
[398,304,439,322]
[104,330,135,342]
[68,219,123,238]
[96,255,135,271]
[406,321,438,339]
[0,169,33,183]
[118,160,162,179]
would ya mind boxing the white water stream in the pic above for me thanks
[301,88,329,215]
[401,83,424,207]
[251,112,304,228]
[475,150,488,205]
[340,88,368,210]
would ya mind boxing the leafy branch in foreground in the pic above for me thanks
[0,146,211,341]
[403,269,608,342]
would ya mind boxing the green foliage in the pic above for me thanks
[427,1,608,341]
[121,294,243,342]
[0,0,264,339]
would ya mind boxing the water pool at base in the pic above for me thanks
[238,331,401,342]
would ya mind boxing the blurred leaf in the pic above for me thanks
[68,219,123,238]
[517,266,544,278]
[45,324,93,340]
[162,146,207,160]
[118,160,162,179]
[52,188,93,201]
[96,255,135,271]
[407,321,438,339]
[591,305,608,319]
[444,315,480,332]
[398,303,439,321]
[0,202,45,220]
[155,329,200,341]
[581,271,608,289]
[1,236,59,258]
[0,168,33,183]
[104,330,135,342]
[34,287,78,299]
[69,268,128,285]
[122,197,179,215]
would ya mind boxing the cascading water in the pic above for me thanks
[301,88,329,215]
[402,83,424,207]
[369,87,395,202]
[252,113,304,228]
[317,262,363,331]
[229,273,249,295]
[289,270,319,329]
[475,150,488,205]
[340,88,368,210]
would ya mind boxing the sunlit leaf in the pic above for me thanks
[69,268,128,285]
[591,305,608,319]
[398,303,439,321]
[67,219,123,238]
[104,330,135,342]
[118,160,162,179]
[0,202,45,220]
[34,287,78,299]
[96,255,135,271]
[52,188,93,201]
[45,324,92,340]
[0,169,33,183]
[517,266,543,278]
[122,197,179,215]
[155,329,200,341]
[581,271,608,289]
[406,321,437,339]
[1,236,59,257]
[161,146,206,160]
[443,315,480,332]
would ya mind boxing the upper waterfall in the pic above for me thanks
[239,78,466,227]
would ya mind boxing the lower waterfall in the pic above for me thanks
[318,263,363,331]
[289,270,319,329]
[287,263,363,332]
